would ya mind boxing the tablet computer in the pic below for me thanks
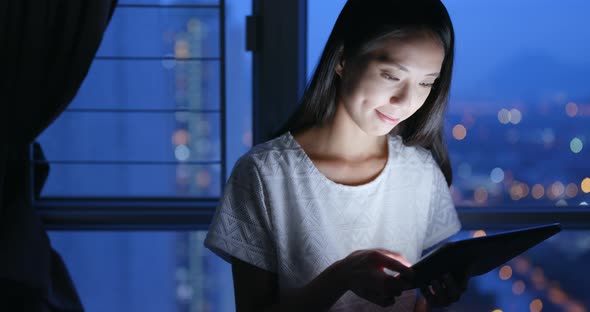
[405,223,562,290]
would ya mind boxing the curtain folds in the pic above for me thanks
[0,1,117,310]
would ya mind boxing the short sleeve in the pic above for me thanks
[204,156,277,272]
[422,159,462,251]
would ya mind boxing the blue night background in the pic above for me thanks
[39,0,589,311]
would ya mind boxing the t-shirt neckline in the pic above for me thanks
[285,131,395,191]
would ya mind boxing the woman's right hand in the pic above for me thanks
[335,249,414,307]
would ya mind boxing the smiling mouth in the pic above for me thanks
[376,110,400,125]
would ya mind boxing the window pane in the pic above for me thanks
[450,230,589,311]
[97,7,220,58]
[307,0,590,208]
[442,1,590,208]
[49,231,234,312]
[41,163,221,197]
[38,0,254,199]
[38,112,220,163]
[306,0,346,81]
[70,60,220,111]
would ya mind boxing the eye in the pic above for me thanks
[419,82,435,88]
[381,73,399,81]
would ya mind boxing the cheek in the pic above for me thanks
[345,83,385,109]
[361,82,394,104]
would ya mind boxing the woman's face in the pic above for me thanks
[336,32,445,136]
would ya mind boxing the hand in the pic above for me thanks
[336,249,414,307]
[419,271,469,308]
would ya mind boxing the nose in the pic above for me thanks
[389,83,412,108]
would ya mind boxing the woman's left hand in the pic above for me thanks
[419,271,470,308]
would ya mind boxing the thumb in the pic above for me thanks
[376,250,413,277]
[377,249,412,267]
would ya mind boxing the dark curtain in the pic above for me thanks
[0,1,117,311]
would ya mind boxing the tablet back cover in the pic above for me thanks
[409,223,561,289]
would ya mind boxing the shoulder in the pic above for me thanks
[247,132,294,157]
[232,132,300,177]
[389,135,434,166]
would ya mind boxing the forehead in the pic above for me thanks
[367,33,445,70]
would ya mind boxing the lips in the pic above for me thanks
[376,110,400,125]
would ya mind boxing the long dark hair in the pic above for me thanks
[278,0,455,186]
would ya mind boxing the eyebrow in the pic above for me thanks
[376,55,440,77]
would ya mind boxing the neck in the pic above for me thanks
[297,104,388,162]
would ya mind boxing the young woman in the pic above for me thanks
[205,0,469,310]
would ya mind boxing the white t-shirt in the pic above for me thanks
[204,132,461,311]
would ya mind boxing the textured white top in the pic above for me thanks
[204,132,461,311]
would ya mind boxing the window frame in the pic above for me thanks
[36,0,590,231]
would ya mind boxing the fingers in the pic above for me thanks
[344,249,415,307]
[431,279,446,301]
[374,250,414,292]
[442,273,462,302]
[420,284,436,306]
[420,282,446,308]
[376,249,412,267]
[420,273,465,307]
[374,250,413,278]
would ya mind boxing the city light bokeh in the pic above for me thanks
[40,0,590,311]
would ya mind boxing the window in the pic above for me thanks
[37,0,253,224]
[442,0,590,209]
[440,0,590,233]
[38,2,226,198]
[308,0,590,209]
[306,0,590,310]
[41,0,590,311]
[43,0,251,310]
